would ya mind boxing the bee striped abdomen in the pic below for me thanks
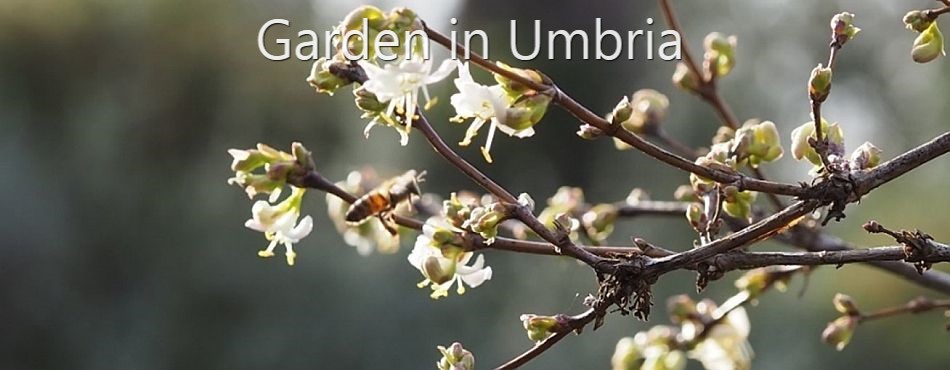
[345,192,391,224]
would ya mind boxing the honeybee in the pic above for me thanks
[345,170,425,234]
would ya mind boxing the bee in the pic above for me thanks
[345,170,425,234]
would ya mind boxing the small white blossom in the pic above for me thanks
[358,57,456,145]
[688,307,754,370]
[244,187,313,266]
[408,217,492,299]
[450,62,534,163]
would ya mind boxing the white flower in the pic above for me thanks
[358,57,456,146]
[244,188,313,266]
[688,307,754,370]
[450,62,534,163]
[407,217,492,299]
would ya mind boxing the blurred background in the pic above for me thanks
[1,0,948,369]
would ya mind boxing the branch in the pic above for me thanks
[712,246,950,271]
[857,296,950,324]
[644,200,819,274]
[850,132,950,198]
[781,227,950,294]
[421,24,809,198]
[494,309,597,370]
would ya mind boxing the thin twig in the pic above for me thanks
[857,296,950,324]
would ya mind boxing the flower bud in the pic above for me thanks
[465,205,506,244]
[673,185,697,202]
[626,188,650,204]
[903,10,933,33]
[520,314,565,342]
[291,142,314,171]
[703,32,737,78]
[614,137,634,151]
[830,12,861,44]
[437,342,475,370]
[672,62,700,92]
[912,22,945,63]
[666,295,698,324]
[849,142,882,170]
[443,193,473,228]
[306,58,350,95]
[627,89,670,134]
[722,190,756,220]
[576,124,604,139]
[228,149,270,173]
[712,126,735,144]
[735,268,769,298]
[821,316,857,351]
[611,337,643,370]
[494,62,546,94]
[503,94,551,131]
[387,7,422,32]
[339,5,387,32]
[609,96,635,127]
[517,193,536,212]
[582,204,618,242]
[808,64,833,101]
[686,202,706,231]
[833,293,860,316]
[790,120,844,166]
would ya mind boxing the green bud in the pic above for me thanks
[582,204,618,242]
[614,137,634,151]
[821,316,857,351]
[833,293,860,316]
[437,342,475,370]
[443,193,472,228]
[736,120,783,167]
[666,295,697,324]
[830,12,861,44]
[628,89,670,134]
[291,142,314,171]
[912,22,945,63]
[610,95,635,125]
[903,10,933,33]
[494,62,546,95]
[340,5,387,32]
[735,268,770,298]
[466,205,506,243]
[703,32,737,77]
[673,185,697,202]
[672,62,700,92]
[387,7,421,32]
[722,190,756,220]
[503,93,551,131]
[808,64,833,101]
[849,142,882,170]
[520,314,563,342]
[712,126,735,144]
[611,337,643,370]
[306,58,350,95]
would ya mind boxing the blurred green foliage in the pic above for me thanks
[0,0,947,369]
